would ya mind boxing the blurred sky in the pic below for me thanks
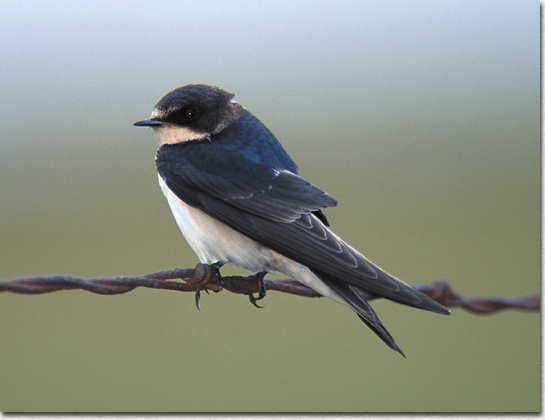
[1,0,537,154]
[0,0,540,413]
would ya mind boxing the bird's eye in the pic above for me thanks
[182,107,197,120]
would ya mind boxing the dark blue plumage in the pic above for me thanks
[213,110,299,172]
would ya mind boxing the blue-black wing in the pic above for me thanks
[157,141,447,311]
[156,141,448,354]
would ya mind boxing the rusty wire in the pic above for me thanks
[0,263,540,314]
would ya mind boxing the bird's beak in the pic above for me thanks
[133,118,165,127]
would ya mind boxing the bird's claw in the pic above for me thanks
[195,290,201,311]
[248,271,267,308]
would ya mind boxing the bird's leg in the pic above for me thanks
[248,271,267,308]
[208,261,225,288]
[194,261,225,310]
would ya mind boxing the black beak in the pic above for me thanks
[133,118,164,127]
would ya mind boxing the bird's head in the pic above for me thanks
[134,84,244,144]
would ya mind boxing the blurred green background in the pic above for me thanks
[0,0,539,413]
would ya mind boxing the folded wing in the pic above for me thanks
[156,143,449,316]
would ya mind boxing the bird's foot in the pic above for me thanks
[248,271,267,308]
[209,261,225,288]
[194,261,225,311]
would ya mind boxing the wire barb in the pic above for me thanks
[0,265,539,314]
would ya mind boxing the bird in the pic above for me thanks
[134,84,450,356]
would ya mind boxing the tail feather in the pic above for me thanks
[356,313,405,358]
[322,275,406,357]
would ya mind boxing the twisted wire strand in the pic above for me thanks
[0,264,539,314]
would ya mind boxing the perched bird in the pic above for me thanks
[134,84,449,356]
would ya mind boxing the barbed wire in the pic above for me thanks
[0,263,539,314]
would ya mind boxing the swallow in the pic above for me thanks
[134,84,450,356]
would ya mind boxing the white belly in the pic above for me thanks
[158,175,345,304]
[159,176,281,272]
